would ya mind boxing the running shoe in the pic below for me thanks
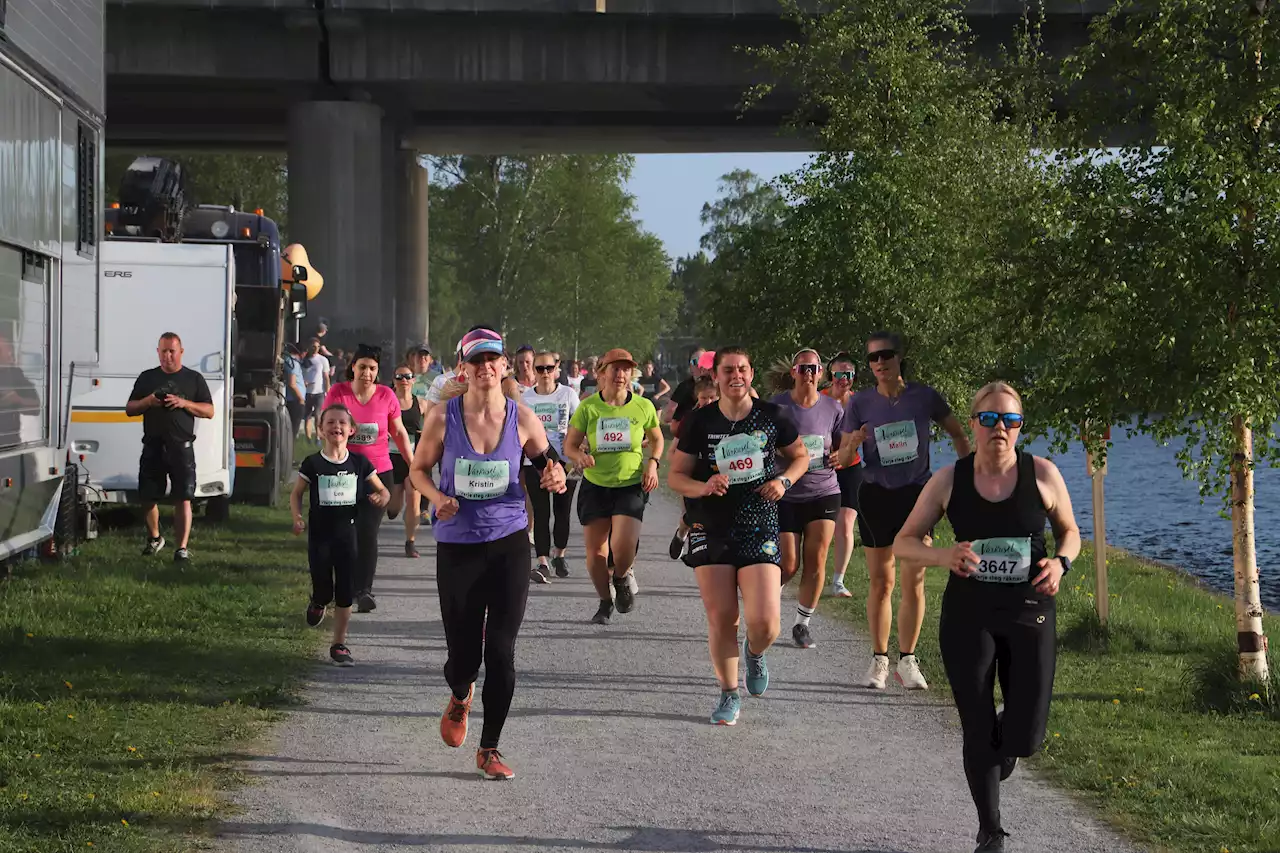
[974,829,1009,852]
[405,540,420,558]
[590,599,614,625]
[626,571,639,595]
[173,547,190,564]
[141,535,165,556]
[305,603,325,627]
[476,747,514,780]
[863,655,891,689]
[530,566,551,585]
[742,635,769,697]
[895,654,929,690]
[355,592,377,613]
[329,644,354,667]
[668,532,686,560]
[710,690,741,726]
[440,684,474,748]
[613,576,636,613]
[792,623,816,649]
[832,580,853,598]
[551,556,569,578]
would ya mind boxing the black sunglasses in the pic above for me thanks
[973,411,1025,429]
[867,349,897,363]
[794,363,820,375]
[534,364,557,373]
[394,373,414,381]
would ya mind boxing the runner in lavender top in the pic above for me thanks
[410,326,567,782]
[770,348,845,650]
[837,330,970,692]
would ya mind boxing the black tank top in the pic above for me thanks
[946,449,1048,587]
[400,396,423,439]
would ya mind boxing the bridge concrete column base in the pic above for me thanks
[287,100,387,346]
[394,151,429,356]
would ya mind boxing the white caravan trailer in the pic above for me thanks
[67,243,234,506]
[0,1,105,560]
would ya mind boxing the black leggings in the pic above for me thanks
[436,530,531,749]
[309,525,357,609]
[521,467,578,557]
[939,579,1057,834]
[355,496,385,595]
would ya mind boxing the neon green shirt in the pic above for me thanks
[570,391,659,488]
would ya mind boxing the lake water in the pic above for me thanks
[932,427,1278,609]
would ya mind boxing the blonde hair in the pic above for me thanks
[969,381,1023,416]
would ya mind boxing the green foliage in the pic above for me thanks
[104,152,288,234]
[427,155,675,362]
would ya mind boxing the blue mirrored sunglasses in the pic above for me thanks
[973,411,1025,429]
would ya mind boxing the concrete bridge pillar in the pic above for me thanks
[394,151,430,356]
[287,101,387,346]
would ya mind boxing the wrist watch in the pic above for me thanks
[778,476,793,491]
[1057,554,1072,574]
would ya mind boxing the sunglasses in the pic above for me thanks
[832,370,854,380]
[973,411,1025,429]
[534,364,557,373]
[394,373,414,381]
[867,349,897,363]
[794,363,820,375]
[468,352,503,365]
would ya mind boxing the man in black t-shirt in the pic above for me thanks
[126,332,215,563]
[663,345,707,427]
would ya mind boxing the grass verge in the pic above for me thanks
[1,502,315,853]
[822,522,1279,853]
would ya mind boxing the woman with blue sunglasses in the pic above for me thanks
[892,381,1080,853]
[837,331,970,692]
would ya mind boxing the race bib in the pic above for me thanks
[389,438,416,456]
[533,402,560,430]
[715,433,766,486]
[318,472,358,507]
[595,417,632,453]
[971,537,1033,584]
[800,434,827,472]
[874,420,919,466]
[351,422,379,446]
[454,458,510,501]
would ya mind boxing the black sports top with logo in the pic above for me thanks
[945,448,1049,598]
[298,450,375,534]
[677,399,799,538]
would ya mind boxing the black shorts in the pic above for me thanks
[683,526,781,570]
[837,464,863,510]
[138,439,197,502]
[390,453,410,486]
[309,524,357,609]
[778,493,842,534]
[576,479,648,526]
[305,393,325,419]
[857,481,926,549]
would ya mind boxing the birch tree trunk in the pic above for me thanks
[1231,415,1269,681]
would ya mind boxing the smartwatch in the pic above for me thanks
[778,476,793,491]
[1056,554,1072,574]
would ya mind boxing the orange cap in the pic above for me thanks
[599,348,637,369]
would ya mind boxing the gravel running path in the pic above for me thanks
[217,495,1140,853]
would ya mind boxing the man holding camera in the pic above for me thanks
[125,332,215,562]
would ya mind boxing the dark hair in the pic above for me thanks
[712,346,751,371]
[826,350,856,381]
[346,343,382,381]
[866,331,907,380]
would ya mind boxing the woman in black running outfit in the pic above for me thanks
[388,361,425,557]
[893,382,1080,853]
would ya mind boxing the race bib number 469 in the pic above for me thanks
[971,537,1032,584]
[715,433,766,486]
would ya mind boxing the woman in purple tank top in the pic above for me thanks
[409,326,567,781]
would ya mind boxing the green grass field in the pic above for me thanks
[0,502,315,853]
[821,523,1279,853]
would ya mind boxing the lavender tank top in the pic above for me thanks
[433,396,529,545]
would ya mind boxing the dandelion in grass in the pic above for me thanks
[1053,732,1060,738]
[67,714,75,719]
[121,820,129,827]
[25,632,32,638]
[1134,687,1144,692]
[1112,699,1121,705]
[64,681,72,690]
[1249,693,1261,701]
[126,746,137,753]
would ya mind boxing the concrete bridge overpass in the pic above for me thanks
[104,0,1108,347]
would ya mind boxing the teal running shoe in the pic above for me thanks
[742,635,769,696]
[710,690,741,726]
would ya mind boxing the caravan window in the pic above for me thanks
[75,122,96,258]
[0,247,48,450]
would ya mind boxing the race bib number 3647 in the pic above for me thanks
[971,537,1032,584]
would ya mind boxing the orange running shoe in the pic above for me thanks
[476,748,514,780]
[440,684,474,748]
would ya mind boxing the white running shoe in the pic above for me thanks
[863,656,890,689]
[626,571,639,595]
[832,580,853,598]
[895,655,929,690]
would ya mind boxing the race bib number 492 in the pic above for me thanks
[595,417,632,453]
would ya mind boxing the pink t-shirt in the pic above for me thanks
[323,382,401,473]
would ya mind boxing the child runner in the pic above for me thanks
[291,404,391,666]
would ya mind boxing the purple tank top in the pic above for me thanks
[433,396,529,545]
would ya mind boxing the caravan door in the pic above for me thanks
[69,243,233,500]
